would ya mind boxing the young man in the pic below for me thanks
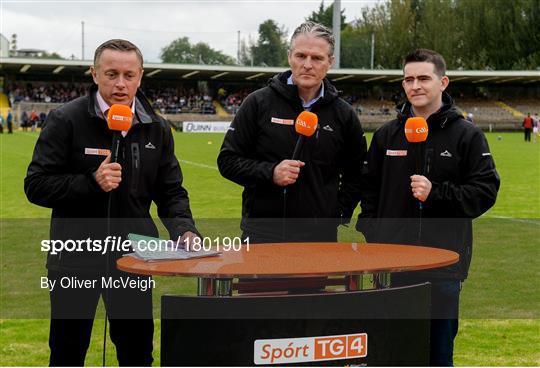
[218,21,366,244]
[357,49,500,366]
[25,39,199,366]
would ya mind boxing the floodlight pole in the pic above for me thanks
[81,21,85,61]
[370,32,375,69]
[237,31,241,64]
[332,0,341,69]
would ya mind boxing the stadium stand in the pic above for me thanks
[0,92,11,120]
[144,87,215,115]
[503,98,540,116]
[5,82,223,129]
[454,99,515,121]
[217,87,249,115]
[7,82,88,103]
[0,81,540,130]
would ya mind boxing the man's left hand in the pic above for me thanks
[410,175,432,202]
[179,231,200,252]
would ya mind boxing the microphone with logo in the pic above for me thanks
[107,104,133,163]
[284,111,318,194]
[404,117,429,174]
[291,110,318,160]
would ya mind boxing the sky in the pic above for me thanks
[1,0,382,62]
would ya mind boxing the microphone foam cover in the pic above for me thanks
[295,111,318,137]
[404,117,428,143]
[107,104,133,132]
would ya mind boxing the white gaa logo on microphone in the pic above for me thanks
[297,119,308,128]
[405,127,428,134]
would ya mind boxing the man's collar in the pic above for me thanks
[95,91,136,118]
[287,74,324,110]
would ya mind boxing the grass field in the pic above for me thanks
[0,130,539,366]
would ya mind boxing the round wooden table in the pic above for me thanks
[117,242,458,296]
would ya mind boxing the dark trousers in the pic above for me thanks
[525,128,532,141]
[48,269,154,366]
[393,275,461,367]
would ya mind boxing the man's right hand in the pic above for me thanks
[272,160,305,187]
[94,154,122,192]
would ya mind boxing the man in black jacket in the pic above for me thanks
[218,21,366,243]
[25,39,199,366]
[357,49,500,366]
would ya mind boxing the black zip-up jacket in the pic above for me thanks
[25,86,198,273]
[357,93,500,280]
[217,71,367,242]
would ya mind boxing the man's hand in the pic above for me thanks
[179,231,201,252]
[94,154,122,192]
[272,160,305,187]
[410,175,432,202]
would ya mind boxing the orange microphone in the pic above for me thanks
[295,110,318,137]
[292,111,318,160]
[404,117,428,143]
[404,116,429,175]
[107,104,133,132]
[107,104,133,162]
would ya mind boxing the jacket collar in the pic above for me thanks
[87,84,159,125]
[268,70,339,110]
[396,91,462,129]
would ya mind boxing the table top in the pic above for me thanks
[117,242,459,279]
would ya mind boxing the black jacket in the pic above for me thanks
[357,93,500,280]
[25,86,198,272]
[217,71,367,242]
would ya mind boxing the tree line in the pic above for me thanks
[160,0,539,70]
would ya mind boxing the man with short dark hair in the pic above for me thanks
[25,39,199,366]
[217,21,366,243]
[357,48,500,366]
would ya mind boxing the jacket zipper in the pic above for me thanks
[131,142,140,193]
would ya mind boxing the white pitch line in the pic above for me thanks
[487,216,540,225]
[179,159,218,171]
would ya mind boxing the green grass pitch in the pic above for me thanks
[0,130,538,366]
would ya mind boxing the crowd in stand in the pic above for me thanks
[7,82,217,115]
[7,82,394,117]
[217,87,250,115]
[6,83,539,124]
[144,87,215,114]
[8,83,90,104]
